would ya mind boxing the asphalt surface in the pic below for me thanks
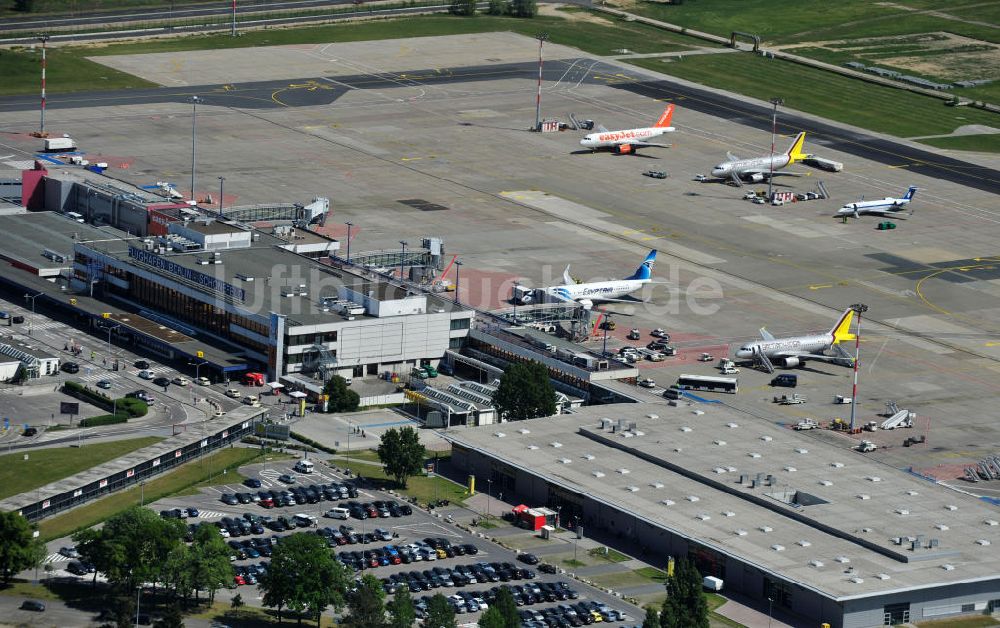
[1,58,996,195]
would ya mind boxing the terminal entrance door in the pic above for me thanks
[883,603,910,625]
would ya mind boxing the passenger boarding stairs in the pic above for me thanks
[753,347,775,374]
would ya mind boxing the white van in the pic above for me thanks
[293,460,314,474]
[325,507,350,520]
[293,513,317,528]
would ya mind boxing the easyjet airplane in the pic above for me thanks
[579,105,675,154]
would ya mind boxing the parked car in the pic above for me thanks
[195,376,211,386]
[19,600,45,612]
[517,553,539,565]
[172,376,189,386]
[22,427,37,437]
[279,474,296,484]
[244,478,262,488]
[96,379,112,389]
[138,369,155,380]
[152,376,171,387]
[134,360,150,369]
[225,389,242,399]
[643,170,667,179]
[61,362,79,374]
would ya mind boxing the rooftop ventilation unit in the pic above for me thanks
[680,426,692,433]
[550,442,563,448]
[662,499,675,506]
[626,486,639,493]
[582,454,595,461]
[713,467,727,474]
[985,519,999,526]
[795,448,808,454]
[647,414,659,419]
[784,466,797,472]
[722,511,735,517]
[726,422,739,428]
[797,540,811,547]
[714,440,727,446]
[650,482,664,489]
[942,564,955,571]
[734,529,748,536]
[558,458,571,464]
[895,509,910,516]
[944,504,958,511]
[749,452,761,459]
[617,468,630,475]
[906,490,919,496]
[819,480,833,487]
[494,432,505,438]
[687,495,700,502]
[849,577,864,584]
[527,445,538,450]
[759,525,773,533]
[771,544,785,552]
[593,471,605,478]
[696,514,711,521]
[600,418,613,430]
[976,539,992,546]
[831,462,845,468]
[809,560,824,568]
[935,523,950,531]
[692,409,705,416]
[517,428,530,435]
[867,476,882,482]
[857,494,870,500]
[877,573,891,580]
[760,435,773,442]
[835,556,850,564]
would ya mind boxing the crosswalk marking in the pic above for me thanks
[193,510,229,520]
[44,553,68,564]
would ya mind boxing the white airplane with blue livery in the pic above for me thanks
[513,250,659,310]
[835,186,918,219]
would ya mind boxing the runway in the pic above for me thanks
[1,58,997,194]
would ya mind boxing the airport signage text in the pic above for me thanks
[129,246,246,301]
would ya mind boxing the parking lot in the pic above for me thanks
[43,456,643,626]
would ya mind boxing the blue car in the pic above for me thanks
[244,478,262,488]
[187,508,200,518]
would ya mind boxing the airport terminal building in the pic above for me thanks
[0,211,473,384]
[449,404,1000,628]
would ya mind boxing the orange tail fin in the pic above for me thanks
[654,104,675,129]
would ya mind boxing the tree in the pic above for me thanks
[231,593,245,610]
[509,0,536,17]
[162,544,194,603]
[643,606,660,628]
[377,426,426,489]
[449,0,475,14]
[486,0,506,14]
[14,0,34,11]
[660,559,707,628]
[74,507,185,593]
[479,606,505,628]
[424,593,456,628]
[493,585,520,628]
[492,360,556,422]
[387,586,415,628]
[260,532,350,626]
[153,603,184,628]
[0,511,45,584]
[344,573,386,628]
[323,375,359,412]
[189,524,233,603]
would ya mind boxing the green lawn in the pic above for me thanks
[629,52,1000,138]
[920,133,1000,153]
[588,569,651,589]
[588,546,630,563]
[1,13,698,96]
[916,617,1000,628]
[337,459,468,507]
[38,446,270,541]
[626,0,999,45]
[0,437,161,500]
[634,566,667,584]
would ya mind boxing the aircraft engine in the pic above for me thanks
[512,285,533,305]
[579,299,594,310]
[779,357,800,368]
[748,173,765,183]
[614,144,635,154]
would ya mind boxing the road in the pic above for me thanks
[1,58,996,195]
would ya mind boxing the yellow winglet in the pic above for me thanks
[830,308,856,344]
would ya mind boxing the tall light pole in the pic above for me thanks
[189,360,207,381]
[345,222,353,264]
[453,260,462,304]
[39,35,49,135]
[102,321,119,368]
[766,97,783,202]
[231,0,237,37]
[534,32,549,131]
[190,95,200,203]
[398,241,407,280]
[767,597,773,628]
[848,303,869,431]
[217,176,225,216]
[486,477,492,519]
[24,292,41,336]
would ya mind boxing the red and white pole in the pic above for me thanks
[40,36,47,135]
[533,33,548,131]
[848,305,866,430]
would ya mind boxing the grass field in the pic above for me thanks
[0,437,161,501]
[916,617,1000,628]
[629,52,1000,138]
[38,446,270,541]
[336,458,468,507]
[1,13,695,96]
[920,133,1000,153]
[626,0,999,45]
[588,546,630,563]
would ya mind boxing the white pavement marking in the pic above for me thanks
[44,553,68,564]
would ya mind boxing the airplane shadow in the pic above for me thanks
[456,122,535,132]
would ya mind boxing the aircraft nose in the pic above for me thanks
[711,166,724,176]
[735,349,749,358]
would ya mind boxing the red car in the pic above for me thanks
[259,497,274,508]
[234,575,246,586]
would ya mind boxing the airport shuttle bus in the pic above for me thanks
[676,374,739,394]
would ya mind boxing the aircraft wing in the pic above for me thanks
[759,328,775,342]
[596,124,609,133]
[630,141,671,148]
[739,168,804,179]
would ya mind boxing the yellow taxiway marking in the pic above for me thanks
[808,284,833,290]
[986,342,1000,347]
[401,156,437,162]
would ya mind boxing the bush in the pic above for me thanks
[79,413,129,427]
[62,381,147,417]
[487,0,506,14]
[290,431,337,454]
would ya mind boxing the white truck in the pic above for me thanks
[774,393,807,404]
[43,137,76,152]
[857,440,877,453]
[702,576,724,591]
[794,418,819,431]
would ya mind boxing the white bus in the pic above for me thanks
[676,374,738,394]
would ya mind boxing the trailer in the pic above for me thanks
[43,137,76,152]
[803,155,843,172]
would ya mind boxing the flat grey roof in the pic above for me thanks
[181,219,246,235]
[448,403,1000,600]
[0,335,58,361]
[81,236,468,326]
[0,211,126,269]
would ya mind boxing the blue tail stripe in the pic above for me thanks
[625,250,657,280]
